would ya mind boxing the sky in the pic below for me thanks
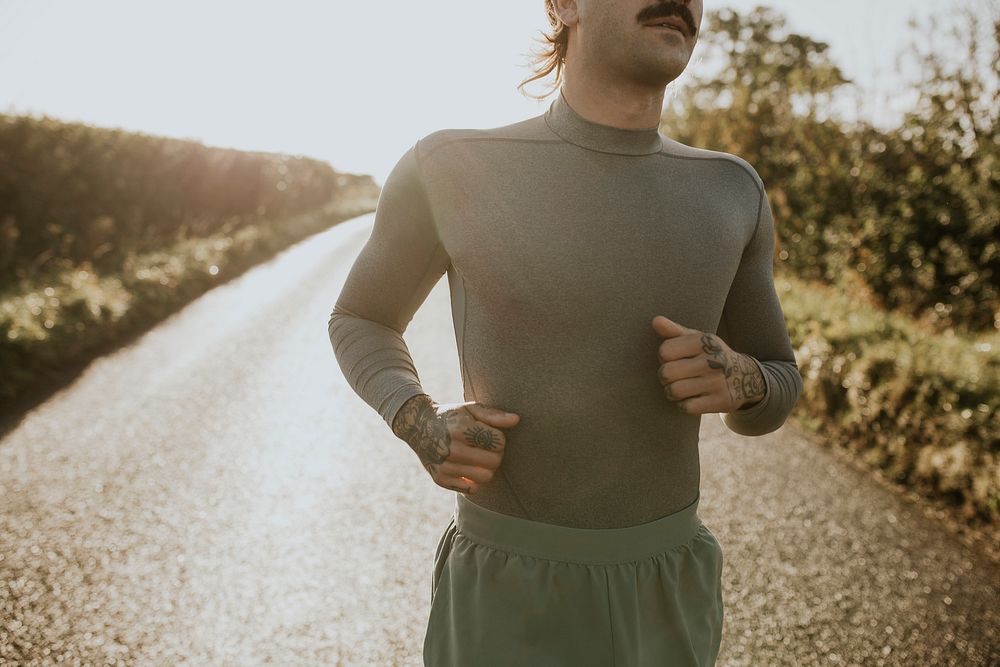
[0,0,990,183]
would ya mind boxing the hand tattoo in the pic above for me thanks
[701,333,766,408]
[463,425,501,451]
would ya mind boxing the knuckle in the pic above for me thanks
[466,425,504,451]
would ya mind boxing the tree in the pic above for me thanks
[663,4,999,333]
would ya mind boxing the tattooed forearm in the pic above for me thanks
[392,394,451,476]
[701,334,766,408]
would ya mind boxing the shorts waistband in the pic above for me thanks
[453,492,704,565]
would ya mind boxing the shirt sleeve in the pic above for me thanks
[716,186,803,436]
[326,139,450,430]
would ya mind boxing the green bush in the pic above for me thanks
[664,5,999,334]
[0,197,377,404]
[0,113,373,283]
[780,270,999,522]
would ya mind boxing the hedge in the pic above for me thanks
[0,194,376,405]
[781,270,999,523]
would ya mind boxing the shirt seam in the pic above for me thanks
[412,138,451,267]
[653,151,765,198]
[420,135,566,164]
[654,151,766,246]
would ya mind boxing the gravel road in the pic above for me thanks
[1,213,997,666]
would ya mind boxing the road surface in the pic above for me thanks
[1,213,997,666]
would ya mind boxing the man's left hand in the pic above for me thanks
[651,314,766,415]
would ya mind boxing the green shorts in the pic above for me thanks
[423,491,724,666]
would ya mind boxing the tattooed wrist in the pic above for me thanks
[391,394,451,474]
[733,353,766,408]
[391,394,433,438]
[701,334,766,409]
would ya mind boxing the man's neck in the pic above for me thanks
[559,72,666,131]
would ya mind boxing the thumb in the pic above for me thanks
[465,402,520,427]
[652,314,688,338]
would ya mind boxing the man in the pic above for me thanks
[327,0,803,664]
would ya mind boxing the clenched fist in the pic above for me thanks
[391,394,520,494]
[652,314,766,414]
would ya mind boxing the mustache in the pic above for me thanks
[637,1,697,36]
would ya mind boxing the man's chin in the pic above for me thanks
[635,61,691,88]
[662,55,694,82]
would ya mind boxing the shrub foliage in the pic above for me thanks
[664,5,999,334]
[781,271,998,522]
[0,113,372,285]
[0,115,377,404]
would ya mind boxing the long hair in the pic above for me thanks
[516,0,570,99]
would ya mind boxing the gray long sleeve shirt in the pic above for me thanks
[328,89,803,528]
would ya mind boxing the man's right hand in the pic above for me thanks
[391,394,520,494]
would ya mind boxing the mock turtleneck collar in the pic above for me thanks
[544,88,663,156]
